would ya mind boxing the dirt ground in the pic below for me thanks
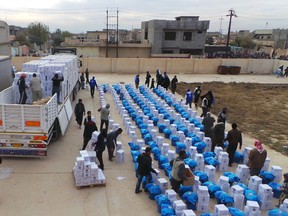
[177,82,288,153]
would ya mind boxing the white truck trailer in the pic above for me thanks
[0,53,79,157]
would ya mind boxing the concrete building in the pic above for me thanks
[252,29,288,49]
[141,16,210,56]
[0,21,11,56]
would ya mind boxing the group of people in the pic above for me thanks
[134,70,179,94]
[17,72,64,104]
[74,95,123,170]
[274,65,288,78]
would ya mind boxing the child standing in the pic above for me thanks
[278,173,288,207]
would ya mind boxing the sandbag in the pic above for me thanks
[204,156,219,167]
[228,207,245,216]
[259,171,275,184]
[268,182,282,198]
[170,136,179,146]
[193,171,208,183]
[178,185,193,197]
[128,142,140,150]
[163,129,172,139]
[158,124,166,133]
[215,191,234,204]
[223,172,240,184]
[194,141,206,153]
[175,142,186,154]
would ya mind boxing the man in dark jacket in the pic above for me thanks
[171,75,178,94]
[18,73,28,104]
[74,99,85,129]
[94,129,107,170]
[226,123,242,167]
[89,77,97,98]
[162,72,170,90]
[193,86,201,110]
[170,150,187,193]
[52,73,64,103]
[145,71,151,87]
[135,147,157,194]
[202,112,215,138]
[107,128,123,161]
[211,121,225,152]
[82,116,98,150]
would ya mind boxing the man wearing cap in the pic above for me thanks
[248,140,267,176]
[135,147,157,194]
[226,123,242,167]
[17,73,28,104]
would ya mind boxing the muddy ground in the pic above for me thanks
[176,82,288,153]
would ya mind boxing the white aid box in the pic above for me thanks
[214,204,229,215]
[165,189,177,202]
[112,123,119,131]
[181,209,196,216]
[151,169,160,182]
[258,184,273,194]
[271,165,283,182]
[87,151,97,162]
[109,119,115,129]
[197,186,209,194]
[231,185,244,196]
[196,131,205,141]
[84,161,92,169]
[168,150,175,161]
[173,200,187,211]
[218,176,229,185]
[197,194,209,204]
[137,139,144,147]
[157,178,168,193]
[245,200,260,212]
[219,151,229,158]
[115,149,125,163]
[74,161,84,170]
[205,165,216,175]
[196,203,209,212]
[116,141,122,150]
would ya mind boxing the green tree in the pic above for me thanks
[15,31,28,45]
[51,29,73,47]
[27,22,49,50]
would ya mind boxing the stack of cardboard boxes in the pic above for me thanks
[196,186,210,212]
[73,150,106,187]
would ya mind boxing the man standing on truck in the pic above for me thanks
[30,73,42,102]
[74,99,86,129]
[18,73,28,104]
[52,73,64,104]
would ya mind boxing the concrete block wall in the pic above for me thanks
[12,57,279,75]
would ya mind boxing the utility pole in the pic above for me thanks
[106,9,108,58]
[116,9,119,58]
[226,9,237,47]
[219,16,224,37]
[106,8,119,58]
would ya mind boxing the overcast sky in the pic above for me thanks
[1,0,287,34]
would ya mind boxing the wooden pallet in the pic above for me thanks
[76,182,106,189]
